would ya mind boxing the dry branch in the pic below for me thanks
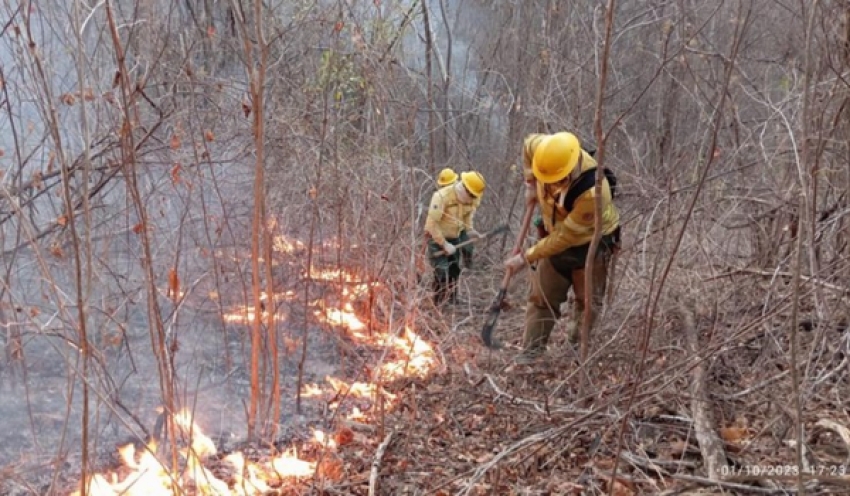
[485,374,547,413]
[669,473,799,494]
[816,419,850,460]
[368,430,395,496]
[711,268,850,295]
[679,303,727,481]
[459,424,571,496]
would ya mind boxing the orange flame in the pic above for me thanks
[222,291,296,324]
[326,376,398,405]
[377,326,437,380]
[273,235,305,254]
[312,429,337,450]
[71,410,316,495]
[308,267,364,283]
[300,383,326,398]
[173,410,217,459]
[270,448,316,478]
[320,303,367,332]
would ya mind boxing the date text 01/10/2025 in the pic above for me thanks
[720,464,848,477]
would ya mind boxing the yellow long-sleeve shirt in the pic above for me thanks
[424,184,480,246]
[521,133,620,262]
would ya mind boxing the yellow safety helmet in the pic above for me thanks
[532,132,582,184]
[460,171,486,198]
[437,167,458,186]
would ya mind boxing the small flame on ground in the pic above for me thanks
[326,376,398,403]
[308,267,363,283]
[300,383,325,397]
[270,449,316,478]
[173,410,217,459]
[273,235,305,254]
[71,410,317,496]
[320,304,366,331]
[347,407,366,421]
[377,326,436,380]
[222,291,296,324]
[312,429,337,450]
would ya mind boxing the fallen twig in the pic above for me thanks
[462,362,484,387]
[726,473,850,489]
[485,374,547,413]
[368,430,395,496]
[340,419,377,433]
[458,424,571,496]
[592,467,653,490]
[679,303,727,480]
[711,370,789,400]
[483,373,594,416]
[620,450,698,473]
[708,268,850,295]
[815,418,850,463]
[670,473,798,494]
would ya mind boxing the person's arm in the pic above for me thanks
[424,191,448,246]
[525,191,598,262]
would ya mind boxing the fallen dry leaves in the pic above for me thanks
[719,426,749,444]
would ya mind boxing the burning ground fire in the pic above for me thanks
[72,408,320,496]
[72,235,436,495]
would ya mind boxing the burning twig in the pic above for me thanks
[368,430,395,496]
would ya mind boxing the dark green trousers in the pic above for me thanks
[427,231,472,305]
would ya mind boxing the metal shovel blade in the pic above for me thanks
[480,288,506,349]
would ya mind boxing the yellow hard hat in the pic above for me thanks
[532,132,582,184]
[437,167,458,186]
[460,171,486,198]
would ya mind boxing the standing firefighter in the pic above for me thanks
[425,171,486,306]
[503,132,620,363]
[436,167,459,188]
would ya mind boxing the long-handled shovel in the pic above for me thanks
[480,205,535,349]
[432,224,510,257]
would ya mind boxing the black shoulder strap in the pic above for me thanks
[563,167,617,211]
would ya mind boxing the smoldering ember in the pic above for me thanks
[1,1,849,495]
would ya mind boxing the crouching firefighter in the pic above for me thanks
[504,132,621,364]
[424,171,486,306]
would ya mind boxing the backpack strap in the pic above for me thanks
[563,168,598,212]
[562,167,617,212]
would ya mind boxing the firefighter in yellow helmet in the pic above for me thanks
[436,167,459,188]
[424,171,486,306]
[503,132,620,364]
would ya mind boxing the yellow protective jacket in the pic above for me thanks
[424,184,480,246]
[521,133,620,263]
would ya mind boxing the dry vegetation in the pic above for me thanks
[1,0,849,494]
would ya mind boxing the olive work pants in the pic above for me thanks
[427,231,472,305]
[523,242,612,354]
